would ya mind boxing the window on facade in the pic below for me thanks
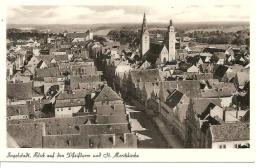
[57,108,59,111]
[219,144,226,148]
[61,108,63,111]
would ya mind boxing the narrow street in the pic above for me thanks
[125,102,170,148]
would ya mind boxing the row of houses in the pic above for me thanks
[6,31,138,148]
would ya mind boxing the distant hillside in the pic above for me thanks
[7,21,249,34]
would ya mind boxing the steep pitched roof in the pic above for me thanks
[94,85,122,102]
[210,123,249,142]
[177,80,201,98]
[160,80,201,101]
[166,89,184,108]
[192,98,222,115]
[213,65,229,78]
[145,43,165,64]
[130,69,162,84]
[160,81,178,101]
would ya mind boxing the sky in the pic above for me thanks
[7,0,251,24]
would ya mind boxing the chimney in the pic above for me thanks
[223,109,226,122]
[236,109,238,119]
[124,133,127,144]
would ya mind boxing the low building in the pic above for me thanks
[55,89,94,118]
[207,123,250,148]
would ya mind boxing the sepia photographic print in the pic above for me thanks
[0,0,255,162]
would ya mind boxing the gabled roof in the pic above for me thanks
[160,80,201,101]
[210,122,249,142]
[177,80,201,98]
[94,85,122,102]
[192,98,222,115]
[145,43,167,64]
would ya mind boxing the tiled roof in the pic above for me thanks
[94,85,122,102]
[192,98,222,115]
[70,75,101,89]
[130,69,162,84]
[56,89,93,100]
[7,122,44,148]
[177,80,201,98]
[36,115,95,135]
[80,123,130,135]
[96,104,126,115]
[210,123,249,142]
[7,104,34,116]
[36,67,61,78]
[201,86,235,98]
[96,115,128,124]
[7,82,33,100]
[55,99,86,108]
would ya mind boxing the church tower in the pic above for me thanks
[167,19,176,61]
[141,13,150,57]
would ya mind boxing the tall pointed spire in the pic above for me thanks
[140,12,150,57]
[141,12,148,33]
[170,19,173,26]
